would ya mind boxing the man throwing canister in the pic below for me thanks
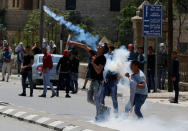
[68,41,109,121]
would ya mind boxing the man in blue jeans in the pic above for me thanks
[70,50,80,94]
[100,46,118,117]
[68,41,109,121]
[125,60,148,119]
[19,46,34,97]
[39,47,56,98]
[157,43,167,90]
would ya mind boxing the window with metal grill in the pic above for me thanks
[66,0,76,10]
[110,0,120,11]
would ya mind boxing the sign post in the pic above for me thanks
[143,4,163,92]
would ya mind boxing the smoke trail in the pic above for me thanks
[43,6,99,51]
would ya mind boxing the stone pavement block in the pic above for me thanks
[63,125,80,131]
[55,122,71,130]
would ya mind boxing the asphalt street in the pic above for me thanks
[0,77,188,131]
[0,115,53,131]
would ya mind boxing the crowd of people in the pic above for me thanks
[0,39,180,122]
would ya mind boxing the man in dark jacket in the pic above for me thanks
[56,49,71,98]
[70,50,80,94]
[170,51,180,104]
[147,46,155,93]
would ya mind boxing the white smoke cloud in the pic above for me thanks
[95,115,188,131]
[43,6,99,51]
[104,46,131,77]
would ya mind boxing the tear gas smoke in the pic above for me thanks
[104,46,131,77]
[43,6,99,51]
[95,115,188,131]
[104,46,131,91]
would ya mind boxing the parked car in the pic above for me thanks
[32,54,62,88]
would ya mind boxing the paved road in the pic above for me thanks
[0,115,53,131]
[0,77,188,131]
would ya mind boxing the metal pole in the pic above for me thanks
[168,0,173,92]
[40,0,45,49]
[144,36,148,76]
[154,37,158,92]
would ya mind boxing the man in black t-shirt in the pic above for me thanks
[56,49,72,98]
[19,46,34,97]
[32,42,42,55]
[70,50,80,94]
[147,46,155,93]
[68,41,109,121]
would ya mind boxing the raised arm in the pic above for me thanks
[68,41,91,52]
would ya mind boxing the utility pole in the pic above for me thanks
[40,0,45,49]
[168,0,173,92]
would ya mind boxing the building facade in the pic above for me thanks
[1,0,129,41]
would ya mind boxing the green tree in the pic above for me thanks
[118,5,137,46]
[174,0,188,49]
[21,8,95,47]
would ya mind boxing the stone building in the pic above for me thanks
[0,0,129,41]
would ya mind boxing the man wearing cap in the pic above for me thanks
[68,41,109,121]
[56,49,72,98]
[39,47,56,98]
[128,43,137,61]
[2,40,12,82]
[157,43,168,90]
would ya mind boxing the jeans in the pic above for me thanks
[22,70,33,95]
[17,60,21,75]
[70,73,78,92]
[134,94,147,119]
[2,62,11,81]
[87,80,103,120]
[147,69,155,92]
[173,80,179,102]
[100,80,118,114]
[157,67,166,90]
[57,73,70,95]
[42,70,55,95]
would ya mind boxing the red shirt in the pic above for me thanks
[43,53,53,70]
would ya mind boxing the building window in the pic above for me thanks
[17,0,20,7]
[66,0,76,10]
[37,0,40,9]
[110,0,120,11]
[13,0,16,7]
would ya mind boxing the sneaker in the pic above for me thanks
[51,93,56,98]
[82,86,86,90]
[56,92,59,97]
[30,94,33,97]
[19,93,26,96]
[38,94,46,98]
[65,94,71,98]
[170,100,178,104]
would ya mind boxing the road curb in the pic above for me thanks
[0,104,110,131]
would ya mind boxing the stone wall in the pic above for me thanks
[45,0,129,40]
[4,10,32,31]
[3,0,129,41]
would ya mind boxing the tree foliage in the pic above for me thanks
[18,8,94,47]
[174,0,188,50]
[118,5,137,46]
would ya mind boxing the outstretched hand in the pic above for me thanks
[125,73,130,78]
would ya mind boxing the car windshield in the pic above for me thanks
[39,56,61,63]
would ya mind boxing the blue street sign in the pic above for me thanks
[143,5,163,37]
